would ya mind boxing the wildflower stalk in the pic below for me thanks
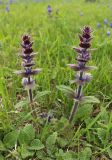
[69,73,83,122]
[68,26,96,123]
[15,35,41,106]
[28,77,33,103]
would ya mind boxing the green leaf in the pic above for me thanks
[79,147,92,160]
[0,154,5,160]
[73,104,93,122]
[56,85,75,99]
[107,148,112,158]
[56,149,75,160]
[3,130,19,149]
[57,137,68,148]
[29,139,44,150]
[97,128,106,144]
[57,117,69,130]
[18,124,35,145]
[81,96,100,104]
[0,140,7,151]
[34,91,51,100]
[46,132,57,148]
[15,100,29,109]
[36,150,48,160]
[20,145,34,159]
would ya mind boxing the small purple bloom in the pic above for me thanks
[47,5,52,14]
[9,0,13,4]
[104,19,108,25]
[110,23,112,28]
[107,31,111,36]
[97,22,101,28]
[6,5,10,12]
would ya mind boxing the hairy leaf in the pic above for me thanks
[3,130,19,149]
[34,91,51,100]
[79,147,92,160]
[29,139,44,150]
[56,85,75,99]
[20,145,34,159]
[46,132,57,148]
[18,124,35,145]
[97,128,106,144]
[81,96,100,104]
[107,148,112,159]
[0,140,6,151]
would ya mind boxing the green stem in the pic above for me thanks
[69,71,83,123]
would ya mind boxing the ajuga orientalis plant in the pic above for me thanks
[15,35,41,103]
[57,26,99,123]
[68,26,100,122]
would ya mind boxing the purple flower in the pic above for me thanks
[47,5,52,14]
[6,5,10,12]
[107,31,111,36]
[104,19,108,25]
[97,22,101,28]
[9,0,13,4]
[110,23,112,28]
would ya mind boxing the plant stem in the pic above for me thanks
[28,76,37,119]
[28,76,33,103]
[69,71,83,123]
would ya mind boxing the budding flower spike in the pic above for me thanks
[15,35,41,103]
[67,26,99,123]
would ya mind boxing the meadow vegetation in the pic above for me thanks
[0,0,112,159]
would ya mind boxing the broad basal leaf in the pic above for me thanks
[3,130,19,149]
[18,124,35,145]
[46,132,57,148]
[79,147,92,160]
[0,154,5,160]
[29,139,44,150]
[0,140,6,151]
[19,145,34,159]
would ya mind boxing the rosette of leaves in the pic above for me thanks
[15,35,41,103]
[57,26,99,123]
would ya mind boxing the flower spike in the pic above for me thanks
[68,26,97,122]
[15,35,41,103]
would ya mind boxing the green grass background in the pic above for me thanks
[0,0,112,159]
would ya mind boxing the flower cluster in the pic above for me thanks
[68,26,96,122]
[15,35,41,102]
